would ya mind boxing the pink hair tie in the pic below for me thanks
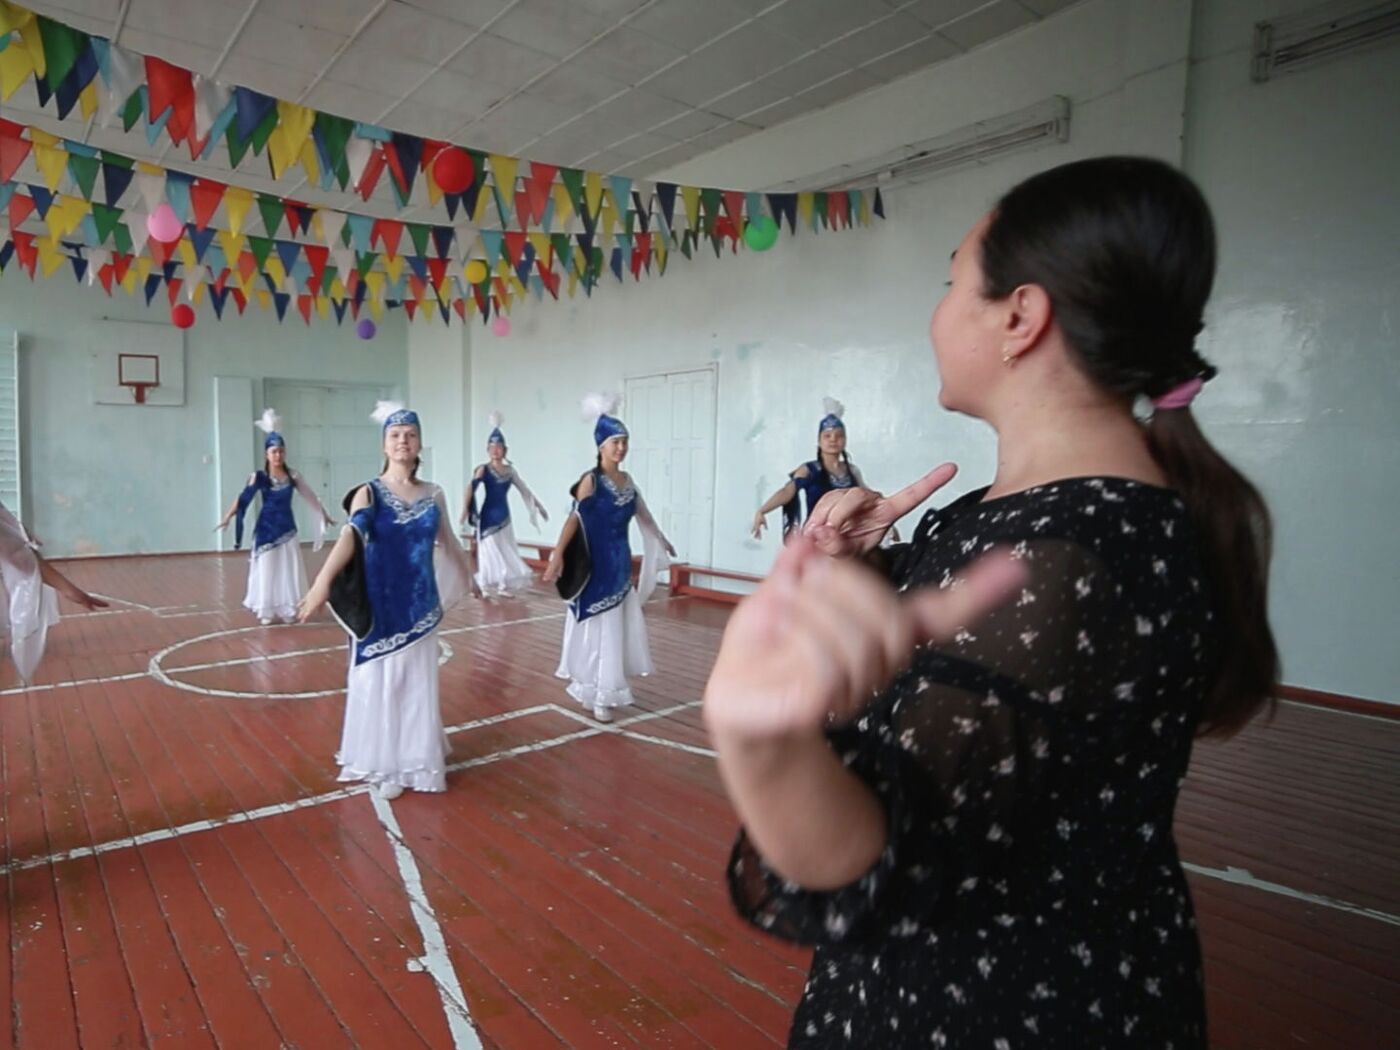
[1152,376,1205,411]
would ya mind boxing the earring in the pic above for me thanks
[1001,346,1016,366]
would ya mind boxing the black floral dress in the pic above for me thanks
[728,478,1215,1048]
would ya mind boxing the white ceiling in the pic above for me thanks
[6,0,1082,220]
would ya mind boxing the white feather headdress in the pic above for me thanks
[821,397,845,419]
[370,400,405,425]
[581,391,623,421]
[254,408,282,434]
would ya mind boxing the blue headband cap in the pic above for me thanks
[372,401,421,433]
[594,414,628,447]
[818,396,846,436]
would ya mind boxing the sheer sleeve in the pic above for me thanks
[290,471,330,551]
[729,537,1149,947]
[0,502,58,684]
[511,469,544,529]
[633,488,670,603]
[433,485,471,609]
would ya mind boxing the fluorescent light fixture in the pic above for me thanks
[1253,0,1400,81]
[783,97,1071,193]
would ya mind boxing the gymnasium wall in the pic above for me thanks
[469,0,1399,703]
[0,276,408,556]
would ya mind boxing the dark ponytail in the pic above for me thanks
[1145,406,1277,735]
[981,156,1278,736]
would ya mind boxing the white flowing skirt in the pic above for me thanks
[475,523,534,596]
[336,631,447,793]
[243,540,306,622]
[555,588,652,709]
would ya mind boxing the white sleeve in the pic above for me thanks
[433,486,471,609]
[511,469,543,530]
[633,490,670,604]
[0,503,59,684]
[290,471,330,551]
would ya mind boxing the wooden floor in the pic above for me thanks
[1,552,1394,1049]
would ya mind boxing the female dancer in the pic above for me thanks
[217,410,333,625]
[543,393,675,722]
[462,411,549,597]
[0,502,107,683]
[751,398,868,539]
[706,157,1277,1047]
[299,402,477,798]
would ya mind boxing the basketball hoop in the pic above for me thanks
[118,352,161,404]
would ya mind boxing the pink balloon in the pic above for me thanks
[147,203,183,244]
[491,315,511,337]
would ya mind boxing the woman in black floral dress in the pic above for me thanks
[703,157,1279,1048]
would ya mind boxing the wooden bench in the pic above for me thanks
[668,565,758,605]
[516,540,759,606]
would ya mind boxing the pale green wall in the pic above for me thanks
[469,0,1399,702]
[1183,0,1400,701]
[1,276,407,556]
[408,319,472,525]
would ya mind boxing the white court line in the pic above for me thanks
[371,792,482,1050]
[616,730,716,758]
[1182,862,1400,927]
[0,670,150,697]
[0,700,695,876]
[0,609,567,698]
[544,701,719,757]
[12,595,1398,932]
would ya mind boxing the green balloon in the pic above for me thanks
[743,215,780,251]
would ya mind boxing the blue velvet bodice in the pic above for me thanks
[236,471,298,554]
[570,471,637,623]
[782,460,858,536]
[349,478,442,665]
[469,466,514,539]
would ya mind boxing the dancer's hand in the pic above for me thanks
[538,506,550,523]
[214,519,230,533]
[297,583,328,623]
[804,464,958,558]
[71,590,108,611]
[703,534,1023,742]
[542,549,563,584]
[750,511,767,540]
[664,540,677,558]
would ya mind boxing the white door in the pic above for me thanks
[623,367,717,566]
[264,381,391,538]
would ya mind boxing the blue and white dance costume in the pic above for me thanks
[0,501,59,684]
[336,405,472,794]
[555,398,670,714]
[235,411,330,624]
[781,399,867,536]
[465,412,547,597]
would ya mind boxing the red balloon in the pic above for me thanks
[171,303,196,329]
[433,147,474,194]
